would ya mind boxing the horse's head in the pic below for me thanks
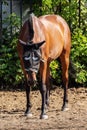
[19,39,45,85]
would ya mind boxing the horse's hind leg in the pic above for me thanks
[60,50,70,111]
[39,61,48,119]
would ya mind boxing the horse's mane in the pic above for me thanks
[28,12,34,41]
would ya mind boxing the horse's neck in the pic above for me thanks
[32,16,45,43]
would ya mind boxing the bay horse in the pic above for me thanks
[17,13,71,119]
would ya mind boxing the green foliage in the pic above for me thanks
[50,60,62,84]
[0,13,24,86]
[71,28,87,85]
[0,0,87,87]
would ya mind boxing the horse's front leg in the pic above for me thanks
[45,66,51,107]
[40,83,48,119]
[39,62,48,119]
[25,83,32,117]
[46,89,50,107]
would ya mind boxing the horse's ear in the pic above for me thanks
[19,39,27,45]
[19,39,45,49]
[34,40,45,49]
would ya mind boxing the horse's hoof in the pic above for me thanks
[40,114,48,119]
[25,112,33,118]
[61,106,69,111]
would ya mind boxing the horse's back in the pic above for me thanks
[39,15,71,59]
[39,15,70,40]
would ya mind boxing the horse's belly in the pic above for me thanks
[49,42,64,59]
[48,31,64,59]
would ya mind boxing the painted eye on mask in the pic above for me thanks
[32,56,39,61]
[24,55,31,60]
[32,52,40,61]
[23,52,31,60]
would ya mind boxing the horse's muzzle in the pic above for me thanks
[27,71,37,86]
[27,79,37,86]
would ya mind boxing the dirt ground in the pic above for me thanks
[0,87,87,130]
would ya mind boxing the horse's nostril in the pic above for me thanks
[27,80,34,86]
[27,79,37,86]
[34,80,38,86]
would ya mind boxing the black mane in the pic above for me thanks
[28,13,34,41]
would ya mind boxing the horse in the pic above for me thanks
[17,13,71,119]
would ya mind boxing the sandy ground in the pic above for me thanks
[0,87,87,130]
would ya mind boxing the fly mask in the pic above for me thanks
[19,40,45,73]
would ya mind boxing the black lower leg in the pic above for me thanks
[46,90,50,106]
[25,85,32,115]
[62,86,68,111]
[40,84,47,116]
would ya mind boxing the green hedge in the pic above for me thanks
[0,0,87,87]
[0,13,24,87]
[71,28,87,85]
